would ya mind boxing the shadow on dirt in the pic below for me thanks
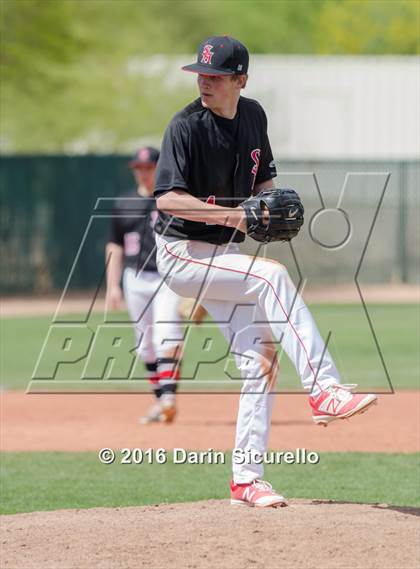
[310,499,420,518]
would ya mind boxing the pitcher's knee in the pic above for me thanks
[258,262,290,291]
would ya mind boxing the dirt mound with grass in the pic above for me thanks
[2,500,419,569]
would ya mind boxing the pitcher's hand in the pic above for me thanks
[106,286,123,311]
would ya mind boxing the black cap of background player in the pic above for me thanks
[182,35,249,76]
[128,146,160,169]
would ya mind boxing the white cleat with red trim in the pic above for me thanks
[230,479,287,508]
[310,383,377,427]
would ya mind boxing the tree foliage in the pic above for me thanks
[315,0,419,55]
[1,0,418,152]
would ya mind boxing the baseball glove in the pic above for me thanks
[240,188,304,243]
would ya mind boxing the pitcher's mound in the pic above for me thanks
[2,499,419,569]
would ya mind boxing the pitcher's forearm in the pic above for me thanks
[156,189,247,232]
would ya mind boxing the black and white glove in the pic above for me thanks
[240,188,304,243]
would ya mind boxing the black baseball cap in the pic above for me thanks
[182,35,249,76]
[128,146,160,169]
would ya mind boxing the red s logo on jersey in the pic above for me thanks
[250,148,261,189]
[201,44,214,64]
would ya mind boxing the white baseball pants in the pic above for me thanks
[123,267,182,364]
[155,233,340,483]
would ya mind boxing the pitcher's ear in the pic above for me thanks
[231,74,248,89]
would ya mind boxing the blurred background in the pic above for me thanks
[0,0,419,294]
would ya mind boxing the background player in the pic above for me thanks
[105,147,183,424]
[153,36,378,507]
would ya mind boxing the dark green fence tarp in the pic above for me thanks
[0,155,132,292]
[1,156,418,293]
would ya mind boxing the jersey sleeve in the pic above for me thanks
[154,119,190,197]
[255,108,277,185]
[108,207,124,246]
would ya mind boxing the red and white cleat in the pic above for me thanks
[310,383,377,426]
[230,479,287,508]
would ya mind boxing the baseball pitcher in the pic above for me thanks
[153,36,378,507]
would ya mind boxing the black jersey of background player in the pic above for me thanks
[154,96,277,245]
[109,189,158,272]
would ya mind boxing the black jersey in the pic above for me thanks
[108,189,158,272]
[154,96,277,245]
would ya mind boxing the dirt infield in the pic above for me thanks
[2,390,419,452]
[2,389,419,569]
[2,500,419,569]
[2,284,419,317]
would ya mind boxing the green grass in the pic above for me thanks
[1,451,418,514]
[1,304,419,391]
